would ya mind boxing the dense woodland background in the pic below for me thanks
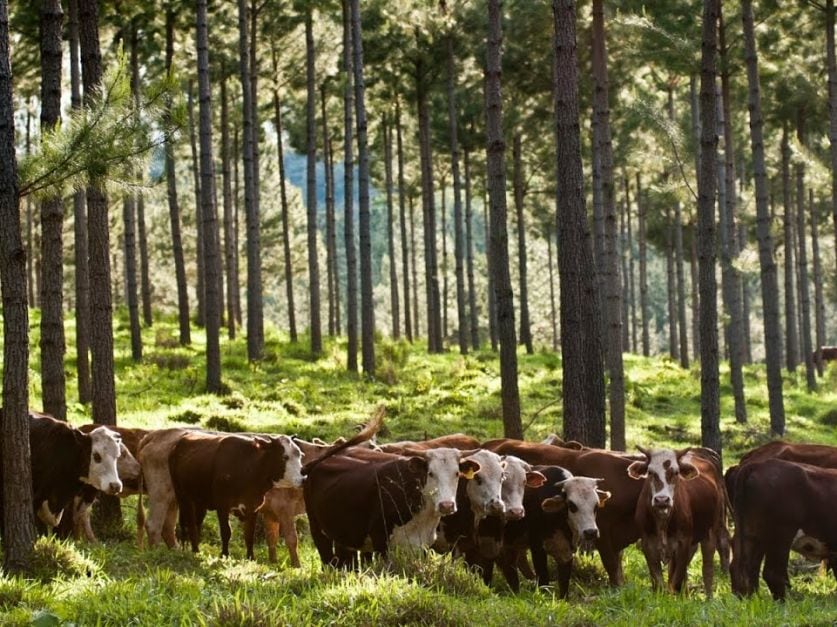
[0,0,836,586]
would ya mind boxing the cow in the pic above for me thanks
[497,465,611,597]
[482,438,642,586]
[817,346,837,362]
[379,433,481,453]
[627,446,727,596]
[304,445,482,567]
[18,412,123,534]
[730,459,837,600]
[62,424,148,543]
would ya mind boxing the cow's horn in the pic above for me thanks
[637,445,652,458]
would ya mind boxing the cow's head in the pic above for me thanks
[499,455,546,521]
[627,446,699,517]
[268,435,304,488]
[80,427,123,495]
[541,476,610,550]
[116,443,141,483]
[461,449,506,520]
[400,447,482,516]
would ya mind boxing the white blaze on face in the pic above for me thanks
[465,449,505,520]
[275,436,304,488]
[422,448,463,515]
[628,448,699,515]
[83,427,123,495]
[561,477,609,544]
[499,456,533,520]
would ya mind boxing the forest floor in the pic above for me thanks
[2,312,837,625]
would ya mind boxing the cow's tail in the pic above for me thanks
[302,406,385,475]
[136,471,145,549]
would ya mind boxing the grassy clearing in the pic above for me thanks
[2,311,837,624]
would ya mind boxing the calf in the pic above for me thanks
[498,465,611,597]
[730,459,837,600]
[627,447,726,596]
[304,446,482,567]
[22,412,123,533]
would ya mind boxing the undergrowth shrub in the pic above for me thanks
[148,352,190,370]
[820,408,837,426]
[30,537,98,583]
[376,339,411,385]
[220,391,247,410]
[154,327,179,349]
[205,415,247,433]
[169,409,202,424]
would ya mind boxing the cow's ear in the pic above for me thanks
[541,495,566,513]
[525,471,547,488]
[407,456,428,474]
[459,459,481,479]
[562,440,584,451]
[627,461,648,480]
[596,489,612,507]
[679,461,700,481]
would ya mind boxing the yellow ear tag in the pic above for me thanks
[461,468,477,480]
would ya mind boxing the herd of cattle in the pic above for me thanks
[13,409,837,602]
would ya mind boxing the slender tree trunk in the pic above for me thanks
[637,172,649,356]
[197,0,221,392]
[410,193,420,339]
[331,141,340,336]
[487,0,522,438]
[187,81,205,328]
[795,113,816,391]
[39,0,67,420]
[740,223,753,365]
[625,173,637,352]
[665,204,679,361]
[590,120,606,359]
[810,191,825,376]
[382,114,400,339]
[249,2,262,341]
[396,100,412,342]
[0,0,36,571]
[123,193,142,362]
[619,201,629,352]
[742,0,785,434]
[484,188,498,351]
[221,78,236,340]
[827,0,837,280]
[25,109,35,309]
[464,147,479,350]
[441,180,448,340]
[68,0,92,399]
[233,125,243,326]
[446,32,468,355]
[697,0,721,454]
[323,84,337,338]
[547,230,559,351]
[718,8,747,422]
[690,225,700,360]
[780,125,799,371]
[675,202,689,367]
[512,133,533,355]
[553,0,605,447]
[342,0,358,370]
[350,0,375,374]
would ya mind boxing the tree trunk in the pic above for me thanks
[305,8,323,358]
[625,173,637,352]
[221,78,236,340]
[410,192,420,339]
[547,229,559,351]
[742,0,785,434]
[796,114,816,391]
[740,223,753,365]
[553,0,605,447]
[330,141,340,336]
[342,0,358,370]
[619,200,629,352]
[637,172,649,356]
[396,100,412,342]
[197,0,221,393]
[249,2,262,345]
[512,133,533,355]
[25,110,35,309]
[484,188,498,351]
[446,32,468,355]
[666,204,679,361]
[39,0,67,420]
[827,0,837,280]
[382,114,400,339]
[697,0,721,455]
[487,0,522,438]
[0,0,36,570]
[68,0,92,399]
[675,201,689,367]
[238,0,263,361]
[417,57,442,353]
[441,180,448,341]
[780,125,799,371]
[123,193,142,362]
[690,224,700,361]
[163,3,190,346]
[233,125,242,326]
[464,147,479,350]
[323,84,337,338]
[810,190,825,376]
[271,58,297,342]
[718,8,747,422]
[187,81,204,328]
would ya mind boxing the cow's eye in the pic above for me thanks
[475,476,483,485]
[428,471,435,478]
[568,501,578,513]
[93,452,102,464]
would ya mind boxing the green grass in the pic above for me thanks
[2,309,837,624]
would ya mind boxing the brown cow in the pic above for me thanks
[627,447,727,596]
[379,433,481,453]
[730,459,837,600]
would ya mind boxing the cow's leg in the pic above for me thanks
[668,540,692,594]
[243,512,258,560]
[597,538,625,586]
[716,524,731,573]
[531,542,551,588]
[262,513,280,563]
[700,538,716,598]
[162,499,179,548]
[733,532,764,597]
[179,500,199,553]
[555,557,573,600]
[762,544,791,601]
[498,547,521,593]
[640,536,665,592]
[280,513,300,568]
[217,510,232,557]
[308,516,335,567]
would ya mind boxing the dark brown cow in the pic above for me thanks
[482,438,642,586]
[627,447,727,596]
[816,346,837,362]
[730,459,837,600]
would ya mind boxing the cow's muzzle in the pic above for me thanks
[438,500,456,516]
[505,506,525,521]
[653,496,672,511]
[106,481,123,496]
[487,499,505,516]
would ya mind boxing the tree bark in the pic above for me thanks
[620,200,629,352]
[39,0,67,420]
[487,0,522,438]
[484,187,498,351]
[233,124,242,326]
[810,190,825,376]
[323,84,337,338]
[512,133,533,355]
[68,0,92,399]
[690,224,700,361]
[382,114,400,339]
[410,192,420,339]
[187,81,204,328]
[396,100,412,342]
[343,0,357,370]
[249,2,262,344]
[221,77,237,340]
[796,113,816,391]
[441,179,448,340]
[697,0,721,454]
[1,0,36,570]
[238,0,263,361]
[637,172,649,356]
[780,125,799,372]
[742,0,785,435]
[624,173,637,352]
[123,192,142,362]
[464,147,479,350]
[305,8,323,358]
[197,0,221,392]
[553,0,605,447]
[740,223,753,365]
[25,110,35,310]
[828,0,837,280]
[675,201,688,367]
[547,228,559,351]
[666,204,679,361]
